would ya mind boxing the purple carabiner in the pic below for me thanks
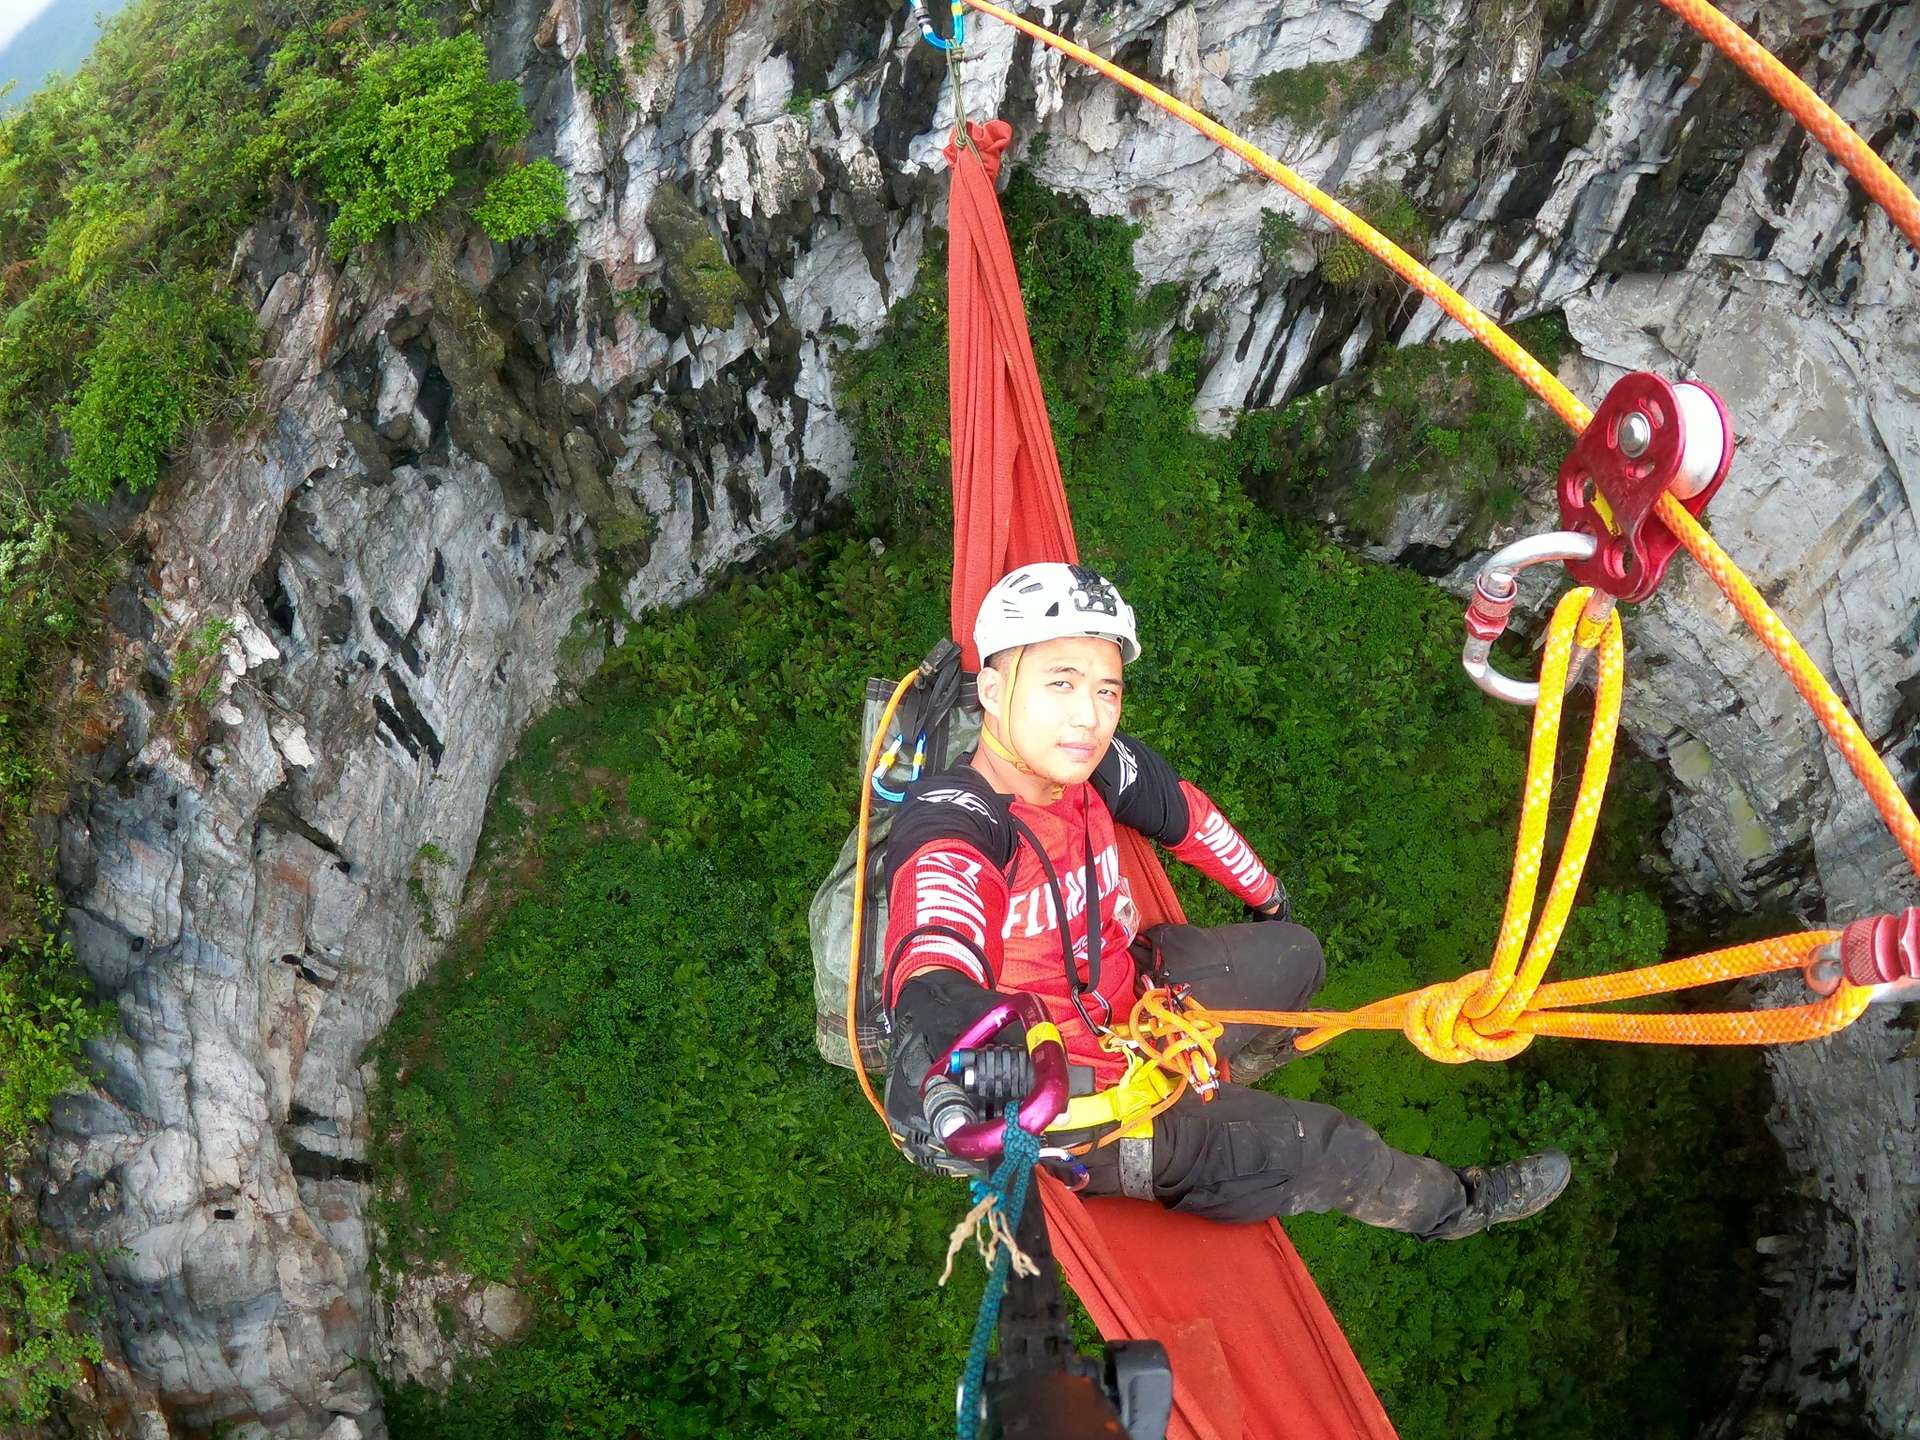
[922,993,1070,1162]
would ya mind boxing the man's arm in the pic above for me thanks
[879,780,1025,1167]
[881,837,1010,1006]
[1091,732,1287,916]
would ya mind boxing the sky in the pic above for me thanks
[0,0,54,52]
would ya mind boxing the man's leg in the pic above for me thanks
[1082,1083,1473,1237]
[1108,922,1570,1237]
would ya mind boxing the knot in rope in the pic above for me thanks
[1126,988,1226,1076]
[1403,970,1534,1064]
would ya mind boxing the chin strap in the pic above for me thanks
[978,647,1069,802]
[977,649,1030,770]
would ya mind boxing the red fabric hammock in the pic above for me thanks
[943,119,1398,1440]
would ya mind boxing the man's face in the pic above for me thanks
[986,634,1125,787]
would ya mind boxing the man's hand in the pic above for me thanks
[1245,877,1291,924]
[885,969,1015,1179]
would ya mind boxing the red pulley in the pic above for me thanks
[1557,373,1734,603]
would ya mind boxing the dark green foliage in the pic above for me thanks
[63,272,258,499]
[378,175,1760,1439]
[1234,313,1573,543]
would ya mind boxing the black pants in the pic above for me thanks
[1077,921,1470,1240]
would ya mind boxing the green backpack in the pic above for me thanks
[809,645,977,1071]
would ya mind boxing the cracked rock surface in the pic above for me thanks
[36,0,1916,1434]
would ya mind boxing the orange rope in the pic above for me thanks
[848,671,919,1127]
[1655,0,1920,250]
[1174,931,1871,1057]
[962,0,1920,868]
[1655,493,1920,878]
[960,0,1595,434]
[841,8,1915,1135]
[942,0,1918,1073]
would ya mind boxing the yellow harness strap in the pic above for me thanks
[1046,1051,1179,1141]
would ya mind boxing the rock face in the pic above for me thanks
[36,0,1916,1435]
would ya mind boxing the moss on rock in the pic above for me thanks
[644,184,746,331]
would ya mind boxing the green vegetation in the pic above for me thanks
[0,0,558,997]
[1259,206,1302,272]
[1235,312,1572,544]
[64,273,259,499]
[409,842,455,941]
[474,158,570,245]
[1315,174,1429,291]
[377,175,1762,1439]
[0,885,109,1150]
[1250,0,1432,131]
[628,21,657,71]
[273,31,561,257]
[0,1,564,1406]
[171,617,236,711]
[0,1244,103,1425]
[1251,49,1417,129]
[0,887,110,1424]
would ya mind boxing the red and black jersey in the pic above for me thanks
[882,731,1281,1085]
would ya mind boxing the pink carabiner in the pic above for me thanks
[923,993,1071,1161]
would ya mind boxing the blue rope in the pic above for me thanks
[955,1119,1044,1440]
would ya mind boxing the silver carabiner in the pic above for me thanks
[1461,532,1599,707]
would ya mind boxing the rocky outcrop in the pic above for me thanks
[35,0,1916,1434]
[45,202,603,1432]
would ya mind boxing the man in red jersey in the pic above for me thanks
[882,563,1569,1239]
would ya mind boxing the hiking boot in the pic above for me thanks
[1430,1149,1572,1240]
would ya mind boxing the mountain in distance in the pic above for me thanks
[0,0,131,111]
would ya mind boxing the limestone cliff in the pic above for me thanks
[36,0,1916,1434]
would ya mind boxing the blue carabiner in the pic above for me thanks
[871,734,907,804]
[870,729,928,805]
[910,0,965,52]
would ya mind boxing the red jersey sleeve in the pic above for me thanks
[882,840,1011,1007]
[1167,781,1282,911]
[1092,732,1282,911]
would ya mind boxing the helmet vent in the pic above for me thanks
[1044,602,1060,616]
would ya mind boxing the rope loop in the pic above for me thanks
[953,1118,1043,1440]
[1403,971,1533,1065]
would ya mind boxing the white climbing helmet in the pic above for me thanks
[973,562,1141,667]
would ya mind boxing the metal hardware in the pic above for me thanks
[1556,373,1733,602]
[1460,532,1600,706]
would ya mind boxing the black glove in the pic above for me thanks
[1244,876,1291,924]
[884,969,1021,1178]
